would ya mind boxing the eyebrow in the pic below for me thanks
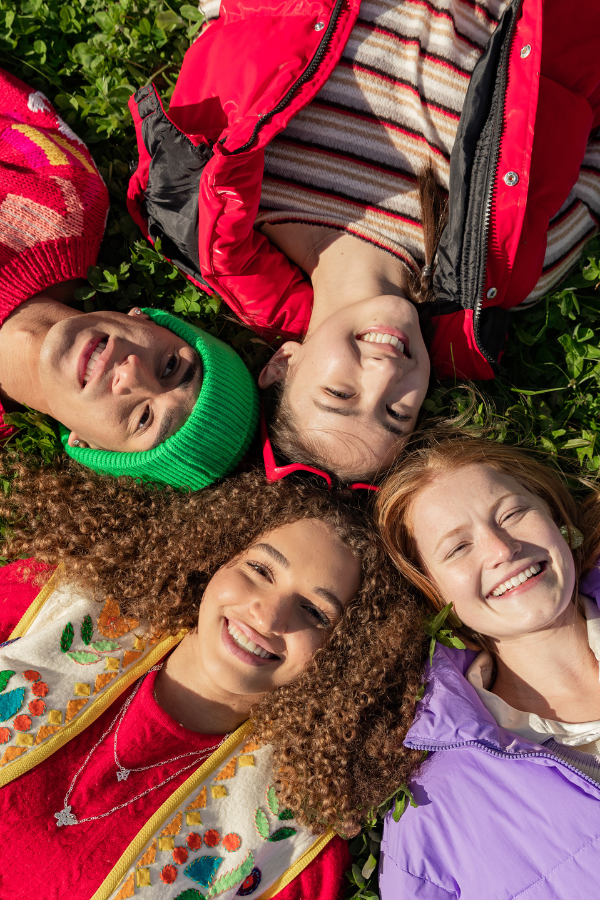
[432,491,523,554]
[254,543,289,568]
[312,400,408,437]
[149,362,201,449]
[313,586,344,616]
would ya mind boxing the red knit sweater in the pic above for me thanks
[0,561,350,900]
[0,69,109,441]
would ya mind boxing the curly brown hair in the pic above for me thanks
[0,455,428,836]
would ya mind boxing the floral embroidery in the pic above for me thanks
[266,786,278,816]
[0,670,15,691]
[0,745,26,766]
[173,847,189,865]
[94,673,117,693]
[187,833,202,851]
[161,811,183,836]
[66,651,100,665]
[186,787,207,810]
[115,873,135,899]
[0,687,25,722]
[211,786,227,799]
[31,681,49,697]
[123,650,142,668]
[137,840,157,867]
[242,740,260,753]
[185,855,222,887]
[223,833,242,853]
[236,867,262,896]
[90,640,120,653]
[253,809,269,840]
[203,830,220,848]
[66,699,88,723]
[81,614,93,645]
[35,724,61,743]
[74,682,90,696]
[136,868,151,887]
[254,791,297,843]
[160,864,178,884]
[0,727,10,744]
[28,699,46,716]
[214,758,236,781]
[13,714,31,731]
[238,755,254,768]
[207,850,254,898]
[97,598,139,639]
[22,670,40,683]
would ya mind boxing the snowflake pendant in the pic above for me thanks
[55,805,78,827]
[116,768,131,782]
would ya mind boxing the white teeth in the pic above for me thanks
[83,340,107,385]
[227,623,273,659]
[491,563,542,597]
[360,332,405,353]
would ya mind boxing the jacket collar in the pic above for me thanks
[404,644,546,755]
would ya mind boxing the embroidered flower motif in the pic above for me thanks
[173,847,189,865]
[236,867,262,896]
[187,833,202,851]
[13,714,31,732]
[0,727,10,744]
[31,681,49,697]
[160,865,178,885]
[223,833,242,853]
[22,670,40,683]
[28,699,46,716]
[203,829,220,848]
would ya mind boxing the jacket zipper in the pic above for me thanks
[229,0,346,155]
[407,739,600,793]
[471,0,521,370]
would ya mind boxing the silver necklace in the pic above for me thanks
[54,665,228,827]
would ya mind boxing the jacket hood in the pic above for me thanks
[405,644,547,755]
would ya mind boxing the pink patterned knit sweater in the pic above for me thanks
[0,68,109,442]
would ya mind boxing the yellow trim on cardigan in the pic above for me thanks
[8,568,62,639]
[257,829,335,899]
[0,630,185,789]
[91,720,253,900]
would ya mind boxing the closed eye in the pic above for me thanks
[386,405,411,421]
[446,541,470,559]
[246,561,275,582]
[302,604,330,628]
[325,388,354,399]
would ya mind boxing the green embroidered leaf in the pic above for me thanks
[254,807,269,840]
[174,891,205,900]
[0,670,15,693]
[89,640,120,652]
[81,614,93,645]
[266,784,279,815]
[66,651,101,665]
[278,808,294,821]
[268,827,296,842]
[207,851,254,898]
[60,622,74,653]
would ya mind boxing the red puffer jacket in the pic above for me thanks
[127,0,600,381]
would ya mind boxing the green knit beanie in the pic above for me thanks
[60,308,259,489]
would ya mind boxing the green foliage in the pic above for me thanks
[423,603,466,664]
[80,614,93,645]
[60,621,75,653]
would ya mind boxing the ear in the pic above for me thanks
[258,342,301,389]
[67,431,91,449]
[127,308,151,321]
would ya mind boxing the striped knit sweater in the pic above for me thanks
[256,0,600,302]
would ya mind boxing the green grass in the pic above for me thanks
[4,1,600,896]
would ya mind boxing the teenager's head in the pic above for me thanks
[1,459,428,834]
[259,295,430,481]
[377,433,591,648]
[56,307,258,489]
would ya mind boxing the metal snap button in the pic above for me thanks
[503,171,519,187]
[315,21,325,30]
[486,287,498,299]
[520,44,532,58]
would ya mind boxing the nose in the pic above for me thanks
[484,526,522,566]
[111,354,155,394]
[247,591,291,635]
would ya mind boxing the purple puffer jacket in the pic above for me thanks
[380,566,600,900]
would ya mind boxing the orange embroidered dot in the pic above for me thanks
[13,715,31,732]
[22,670,40,683]
[0,727,10,744]
[223,833,242,853]
[31,681,49,697]
[203,829,220,848]
[28,699,46,716]
[172,847,189,865]
[186,833,202,851]
[160,865,177,885]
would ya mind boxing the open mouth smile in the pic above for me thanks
[222,619,279,666]
[80,337,108,387]
[357,327,410,358]
[489,562,544,598]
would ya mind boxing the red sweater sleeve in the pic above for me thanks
[0,559,53,642]
[271,835,351,900]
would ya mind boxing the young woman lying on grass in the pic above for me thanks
[0,460,427,900]
[128,0,600,483]
[376,433,600,899]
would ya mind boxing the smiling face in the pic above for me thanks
[38,309,201,452]
[260,295,430,478]
[192,518,361,698]
[409,464,576,641]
